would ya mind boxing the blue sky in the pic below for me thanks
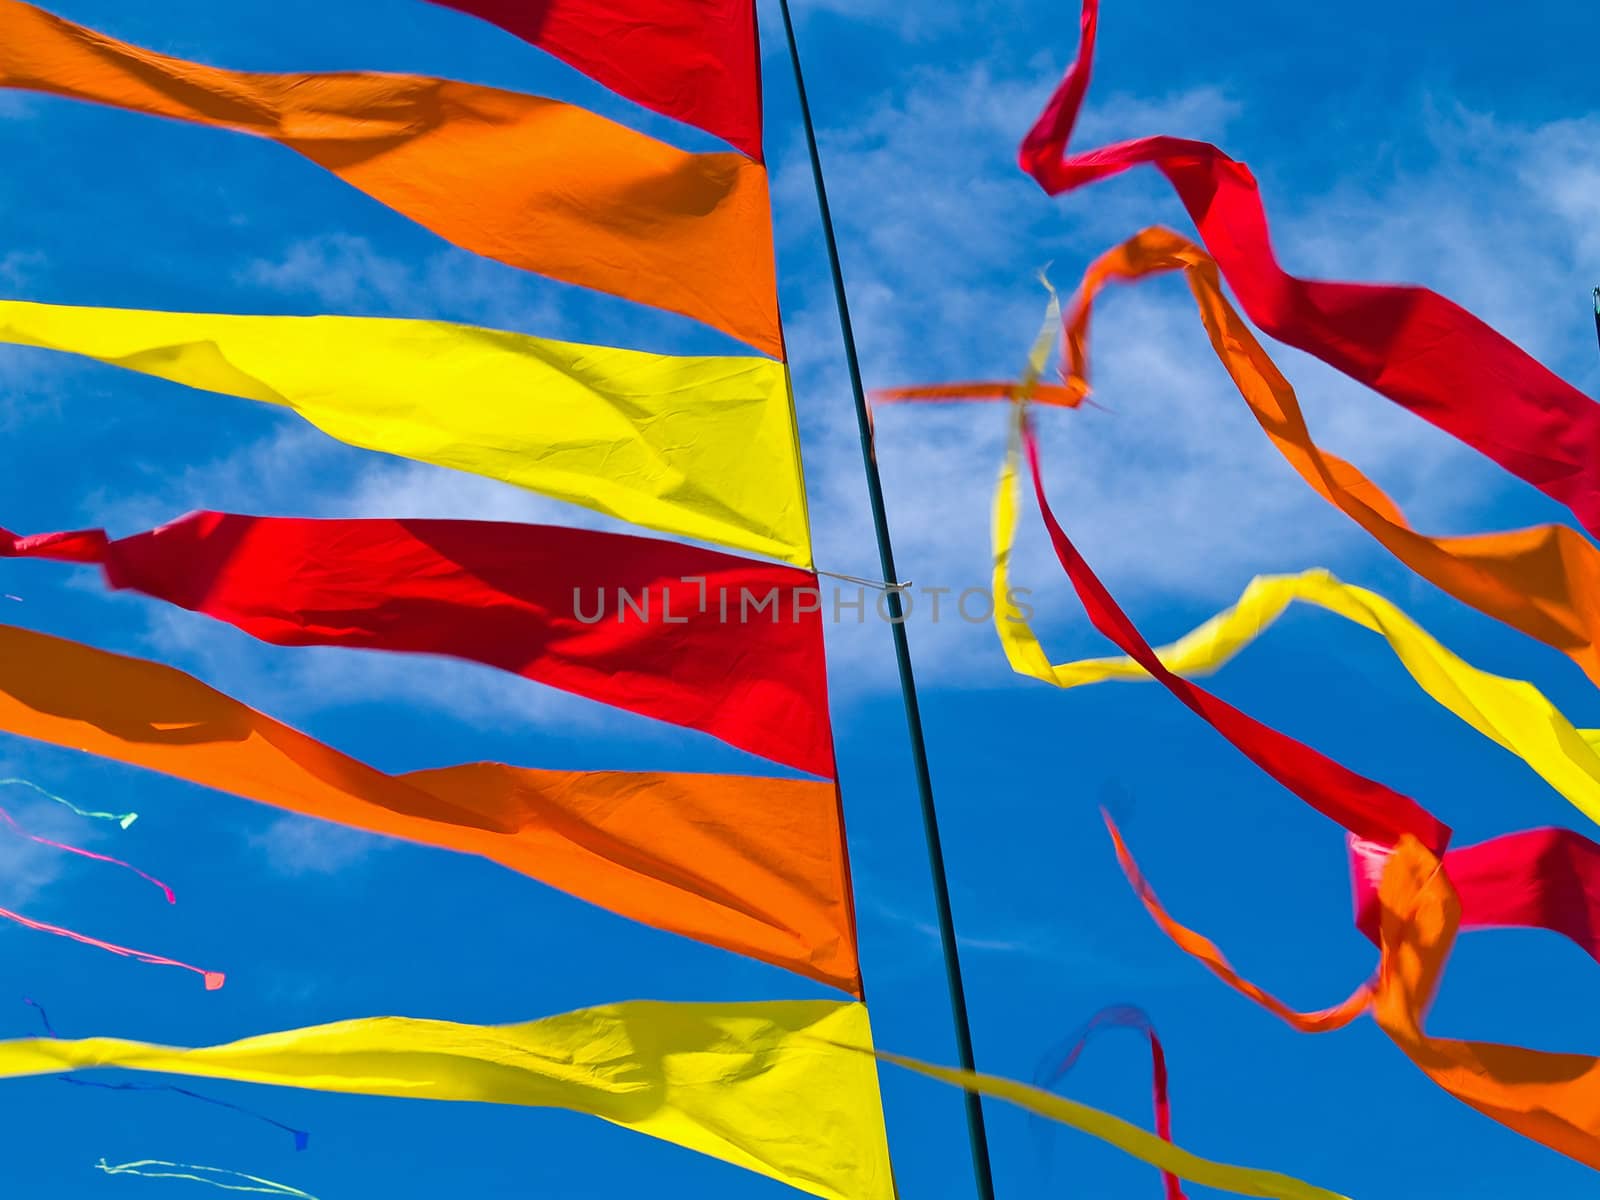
[2,0,1599,1196]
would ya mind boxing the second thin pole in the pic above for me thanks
[774,5,997,1200]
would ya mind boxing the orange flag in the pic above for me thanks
[0,622,860,994]
[0,1,781,357]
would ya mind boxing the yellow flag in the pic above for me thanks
[0,1001,891,1200]
[0,301,810,566]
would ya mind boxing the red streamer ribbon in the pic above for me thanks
[1035,1004,1183,1200]
[1019,0,1600,536]
[1019,415,1449,851]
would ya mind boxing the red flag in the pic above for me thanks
[431,0,764,159]
[2,514,834,777]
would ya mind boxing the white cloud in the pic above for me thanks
[0,776,120,909]
[248,813,386,878]
[767,52,1600,690]
[0,250,45,289]
[236,233,569,335]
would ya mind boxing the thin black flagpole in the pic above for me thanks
[773,5,997,1199]
[1592,287,1599,361]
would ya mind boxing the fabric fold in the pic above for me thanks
[0,301,808,568]
[1019,0,1600,536]
[0,622,861,994]
[2,511,834,777]
[0,1001,896,1200]
[0,1,781,355]
[428,0,764,159]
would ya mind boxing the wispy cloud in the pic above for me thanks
[236,233,569,335]
[771,50,1600,692]
[248,813,387,878]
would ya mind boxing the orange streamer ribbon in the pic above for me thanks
[1112,816,1600,1169]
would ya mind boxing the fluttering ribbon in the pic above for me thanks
[1347,826,1600,965]
[0,1001,896,1200]
[0,904,221,989]
[3,511,834,777]
[1034,1005,1184,1200]
[26,1001,309,1151]
[862,1048,1347,1200]
[1019,0,1600,536]
[1062,229,1600,689]
[0,796,172,904]
[95,1161,316,1198]
[879,227,1600,687]
[0,2,781,356]
[428,0,764,159]
[984,310,1600,1163]
[0,788,201,982]
[0,778,136,829]
[989,564,1600,833]
[0,622,860,994]
[1112,819,1600,1170]
[992,404,1449,851]
[0,301,808,565]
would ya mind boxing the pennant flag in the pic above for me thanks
[0,301,807,565]
[0,1001,896,1200]
[0,2,781,356]
[3,512,834,777]
[991,407,1448,851]
[428,0,764,159]
[1019,0,1600,536]
[985,565,1600,834]
[0,623,861,994]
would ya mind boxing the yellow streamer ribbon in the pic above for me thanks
[992,401,1600,828]
[867,1050,1350,1200]
[0,302,810,566]
[0,1002,892,1200]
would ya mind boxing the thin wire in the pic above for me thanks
[815,568,912,592]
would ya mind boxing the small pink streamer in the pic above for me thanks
[0,801,172,903]
[0,905,222,989]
